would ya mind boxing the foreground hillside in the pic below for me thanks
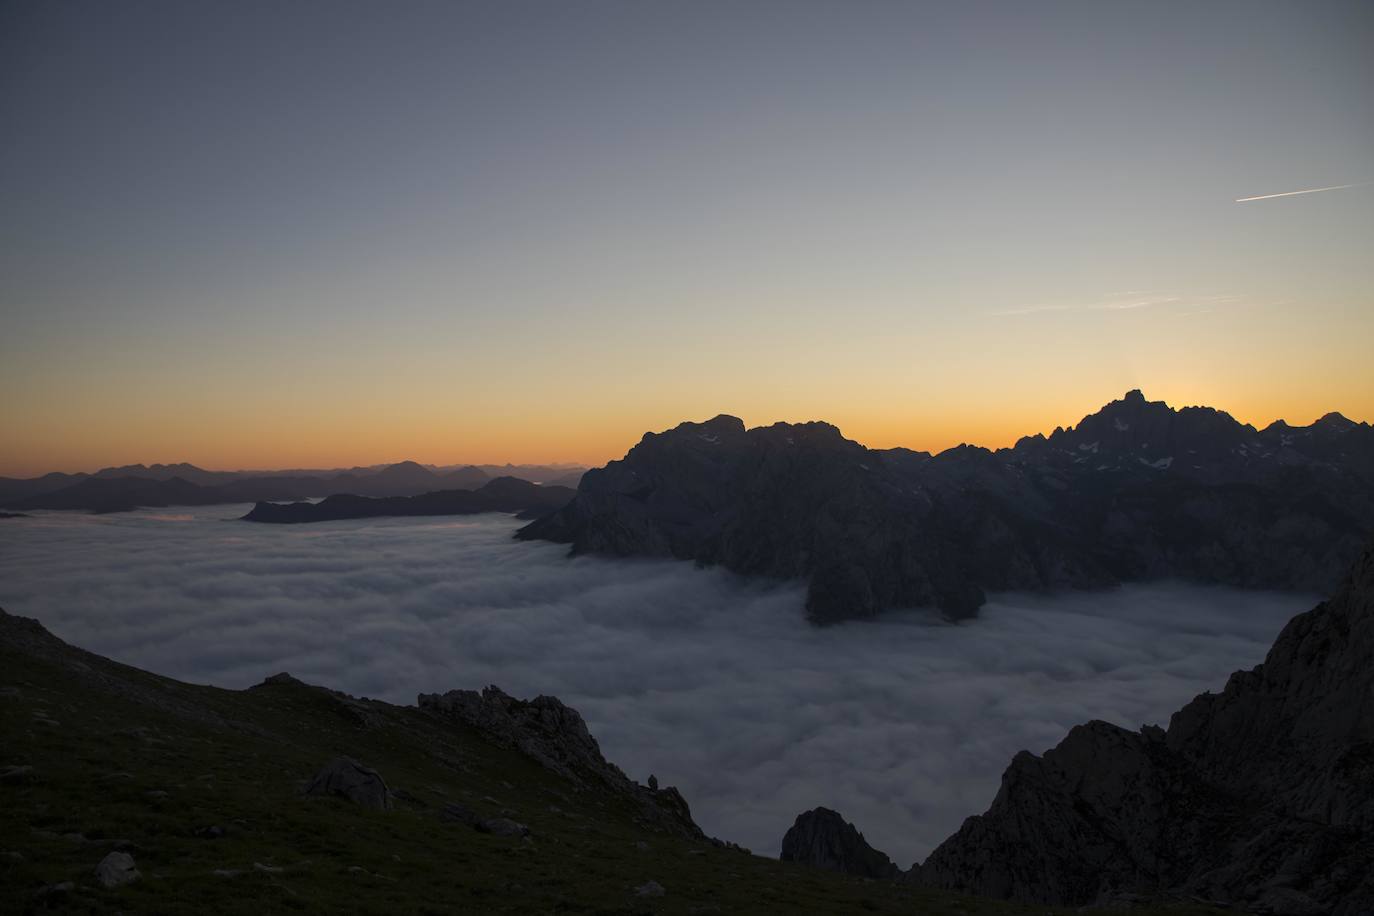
[0,608,1217,916]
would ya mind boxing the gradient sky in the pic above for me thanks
[2,0,1372,476]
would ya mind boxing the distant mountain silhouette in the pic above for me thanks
[519,392,1374,623]
[439,465,491,489]
[0,459,581,510]
[544,469,586,489]
[5,461,515,513]
[241,477,575,524]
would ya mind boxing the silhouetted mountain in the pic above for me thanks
[545,469,586,489]
[908,537,1374,912]
[0,471,89,504]
[241,478,576,523]
[520,392,1374,623]
[5,475,318,514]
[2,461,509,512]
[781,808,899,879]
[0,460,583,507]
[440,465,491,489]
[91,462,237,486]
[468,464,589,484]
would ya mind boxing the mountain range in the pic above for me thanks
[0,460,584,515]
[520,391,1374,623]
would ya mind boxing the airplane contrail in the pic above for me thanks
[1234,182,1364,202]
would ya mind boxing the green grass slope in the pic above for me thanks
[0,608,1222,915]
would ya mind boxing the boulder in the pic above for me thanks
[93,851,140,888]
[302,757,391,810]
[476,817,529,838]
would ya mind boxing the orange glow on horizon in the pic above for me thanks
[5,386,1370,479]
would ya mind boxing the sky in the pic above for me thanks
[2,0,1372,476]
[0,508,1306,863]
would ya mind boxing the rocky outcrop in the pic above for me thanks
[418,686,703,840]
[302,757,392,810]
[520,392,1374,623]
[913,539,1374,914]
[780,808,900,879]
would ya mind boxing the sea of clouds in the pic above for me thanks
[0,507,1309,866]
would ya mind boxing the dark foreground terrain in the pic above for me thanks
[781,540,1374,915]
[0,607,1222,916]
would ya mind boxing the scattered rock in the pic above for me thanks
[94,851,140,888]
[0,764,35,783]
[302,757,391,810]
[476,817,529,838]
[1253,887,1328,916]
[144,790,169,801]
[194,825,226,839]
[253,862,283,874]
[439,803,480,827]
[34,882,74,903]
[635,880,666,897]
[212,869,243,878]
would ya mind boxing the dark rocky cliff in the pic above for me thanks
[520,392,1374,624]
[913,538,1374,913]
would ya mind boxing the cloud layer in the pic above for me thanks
[0,508,1308,865]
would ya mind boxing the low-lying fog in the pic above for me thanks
[0,507,1307,866]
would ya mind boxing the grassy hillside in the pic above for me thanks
[0,608,1221,915]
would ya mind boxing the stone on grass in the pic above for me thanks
[476,817,529,838]
[94,851,140,888]
[302,757,391,810]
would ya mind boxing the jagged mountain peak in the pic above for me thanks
[1315,410,1358,431]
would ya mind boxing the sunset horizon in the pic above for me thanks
[3,2,1372,911]
[5,384,1372,478]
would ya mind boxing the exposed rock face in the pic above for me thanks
[418,686,703,839]
[914,540,1374,914]
[302,757,392,810]
[520,392,1374,623]
[781,807,900,879]
[94,851,140,887]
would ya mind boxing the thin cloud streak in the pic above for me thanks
[991,292,1240,318]
[1235,183,1364,202]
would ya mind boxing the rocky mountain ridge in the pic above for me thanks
[783,538,1374,914]
[521,392,1374,623]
